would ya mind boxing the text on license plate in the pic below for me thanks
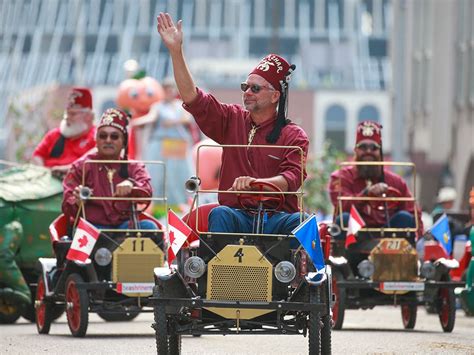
[116,283,154,294]
[380,282,425,291]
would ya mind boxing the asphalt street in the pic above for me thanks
[2,306,473,354]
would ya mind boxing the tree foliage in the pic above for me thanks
[303,142,347,217]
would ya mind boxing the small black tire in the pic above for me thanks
[309,286,321,355]
[401,304,417,329]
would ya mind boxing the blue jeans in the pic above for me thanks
[334,210,416,241]
[94,220,157,230]
[208,205,302,235]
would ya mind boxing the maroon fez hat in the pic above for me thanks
[98,108,128,135]
[356,120,382,145]
[249,54,291,92]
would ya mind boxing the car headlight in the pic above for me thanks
[183,256,206,278]
[274,261,296,283]
[357,260,375,278]
[94,247,112,266]
[420,261,436,279]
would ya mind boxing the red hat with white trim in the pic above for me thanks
[67,87,93,110]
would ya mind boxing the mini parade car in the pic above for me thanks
[34,160,167,337]
[151,144,333,355]
[0,162,62,324]
[329,161,463,332]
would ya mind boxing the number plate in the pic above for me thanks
[116,282,154,294]
[380,282,425,291]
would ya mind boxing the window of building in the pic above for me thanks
[357,105,380,122]
[325,104,347,151]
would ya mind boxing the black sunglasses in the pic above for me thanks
[240,82,273,94]
[356,142,381,151]
[98,132,121,141]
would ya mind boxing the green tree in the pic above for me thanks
[303,142,346,217]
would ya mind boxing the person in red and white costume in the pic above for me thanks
[329,120,423,244]
[31,87,96,177]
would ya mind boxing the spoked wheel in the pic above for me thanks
[65,274,89,337]
[437,278,456,332]
[153,286,181,355]
[308,286,321,355]
[331,270,345,330]
[35,276,52,334]
[401,303,417,329]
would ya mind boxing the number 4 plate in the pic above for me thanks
[380,282,425,291]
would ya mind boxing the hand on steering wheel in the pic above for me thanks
[368,185,402,211]
[237,181,285,211]
[112,187,151,215]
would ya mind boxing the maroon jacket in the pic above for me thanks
[62,152,152,226]
[184,88,308,213]
[329,165,423,236]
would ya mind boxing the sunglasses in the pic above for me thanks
[98,132,121,141]
[356,142,381,151]
[240,82,273,94]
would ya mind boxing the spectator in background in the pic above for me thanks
[131,77,194,207]
[431,186,457,219]
[31,87,96,178]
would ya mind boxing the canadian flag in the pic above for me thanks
[167,209,192,265]
[66,218,100,262]
[345,205,366,248]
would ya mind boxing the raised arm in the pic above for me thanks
[156,13,197,105]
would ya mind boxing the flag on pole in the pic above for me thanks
[291,215,325,271]
[168,209,193,265]
[66,218,100,262]
[346,205,366,248]
[430,213,452,255]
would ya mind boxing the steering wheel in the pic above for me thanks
[369,186,402,211]
[237,181,285,211]
[112,187,151,215]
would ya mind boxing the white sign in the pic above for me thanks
[380,282,425,291]
[116,283,154,294]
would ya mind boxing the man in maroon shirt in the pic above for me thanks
[329,120,423,243]
[32,87,96,177]
[62,108,155,229]
[156,13,308,234]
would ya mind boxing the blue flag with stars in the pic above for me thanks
[291,214,325,271]
[430,213,452,255]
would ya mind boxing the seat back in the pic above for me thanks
[48,214,69,244]
[182,203,219,244]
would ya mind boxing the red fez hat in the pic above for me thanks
[249,54,291,92]
[98,108,129,135]
[67,87,93,110]
[356,120,382,145]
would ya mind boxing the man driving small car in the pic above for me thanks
[62,108,156,230]
[329,120,423,242]
[156,13,309,235]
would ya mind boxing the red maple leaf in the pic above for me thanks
[78,235,88,248]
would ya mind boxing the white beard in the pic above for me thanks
[60,119,88,138]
